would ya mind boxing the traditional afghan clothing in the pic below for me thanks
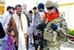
[2,12,12,50]
[7,13,28,50]
[13,13,28,50]
[6,35,15,50]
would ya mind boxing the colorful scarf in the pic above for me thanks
[45,11,59,22]
[6,35,15,50]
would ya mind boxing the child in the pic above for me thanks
[6,30,15,50]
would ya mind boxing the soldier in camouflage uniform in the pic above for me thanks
[43,1,68,50]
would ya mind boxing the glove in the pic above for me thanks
[51,23,58,31]
[37,22,46,30]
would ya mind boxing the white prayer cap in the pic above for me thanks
[22,3,27,10]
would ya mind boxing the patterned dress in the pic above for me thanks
[6,35,15,50]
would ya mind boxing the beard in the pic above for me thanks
[17,13,21,16]
[9,11,13,15]
[18,14,21,16]
[16,11,22,16]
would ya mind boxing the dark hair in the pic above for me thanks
[33,7,37,10]
[29,10,32,13]
[7,6,12,11]
[15,4,22,10]
[11,7,15,10]
[7,6,15,11]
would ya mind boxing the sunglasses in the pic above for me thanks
[46,6,54,10]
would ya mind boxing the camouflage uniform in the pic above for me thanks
[43,15,68,50]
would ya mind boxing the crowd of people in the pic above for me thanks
[0,0,68,50]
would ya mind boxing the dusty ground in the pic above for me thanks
[0,39,74,50]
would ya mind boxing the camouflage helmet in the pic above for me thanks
[46,1,59,8]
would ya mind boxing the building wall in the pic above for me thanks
[59,3,74,29]
[0,0,5,15]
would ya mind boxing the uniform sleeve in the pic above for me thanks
[57,17,68,35]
